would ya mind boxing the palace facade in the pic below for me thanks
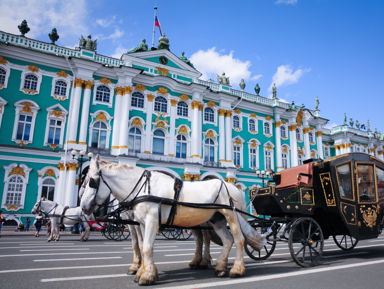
[0,29,383,224]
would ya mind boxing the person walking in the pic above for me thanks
[33,212,43,237]
[0,210,5,237]
[25,217,30,231]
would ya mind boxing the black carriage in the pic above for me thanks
[247,152,384,267]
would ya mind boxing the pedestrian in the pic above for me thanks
[0,210,5,237]
[25,217,30,231]
[33,212,43,237]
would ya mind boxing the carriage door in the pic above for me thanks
[355,162,379,237]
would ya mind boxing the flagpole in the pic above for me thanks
[152,7,157,48]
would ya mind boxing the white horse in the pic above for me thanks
[32,198,94,242]
[81,156,265,285]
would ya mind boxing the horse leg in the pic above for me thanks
[210,217,233,277]
[82,221,90,241]
[128,224,141,275]
[134,224,145,283]
[137,215,159,286]
[188,229,203,269]
[200,230,212,268]
[221,210,245,278]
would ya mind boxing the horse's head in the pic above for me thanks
[80,155,110,215]
[31,198,47,214]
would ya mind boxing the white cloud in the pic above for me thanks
[110,46,127,59]
[0,0,88,43]
[190,47,262,86]
[276,0,298,5]
[270,65,310,90]
[95,16,116,28]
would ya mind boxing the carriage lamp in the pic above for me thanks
[255,170,272,187]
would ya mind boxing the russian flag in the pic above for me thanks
[154,16,163,36]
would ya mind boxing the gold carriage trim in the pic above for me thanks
[360,205,378,228]
[300,188,315,206]
[340,202,357,225]
[9,167,25,177]
[320,172,336,206]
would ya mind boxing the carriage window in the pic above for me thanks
[357,164,376,203]
[376,167,384,200]
[336,163,353,200]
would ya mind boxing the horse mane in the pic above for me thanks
[98,159,138,176]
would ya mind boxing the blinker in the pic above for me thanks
[89,177,99,189]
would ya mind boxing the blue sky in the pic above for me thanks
[1,0,383,131]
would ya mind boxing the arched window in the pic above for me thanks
[233,115,240,129]
[154,96,167,113]
[47,119,62,145]
[204,138,215,162]
[264,122,271,135]
[128,127,141,153]
[265,149,272,170]
[153,129,165,155]
[5,175,23,206]
[249,119,256,132]
[177,101,188,117]
[91,121,108,149]
[233,144,241,167]
[249,146,258,169]
[16,114,33,141]
[296,128,302,141]
[281,125,287,138]
[204,107,214,122]
[131,92,144,108]
[309,131,314,143]
[176,134,187,158]
[0,67,6,85]
[23,74,38,91]
[298,153,304,165]
[41,178,55,201]
[282,149,289,169]
[95,85,110,103]
[54,80,67,96]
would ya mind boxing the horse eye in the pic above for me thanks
[89,178,98,189]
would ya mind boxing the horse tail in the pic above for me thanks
[236,212,266,250]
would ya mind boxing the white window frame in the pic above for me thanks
[264,142,275,171]
[280,124,288,139]
[152,128,167,155]
[296,127,303,142]
[248,117,257,134]
[51,77,71,100]
[88,110,113,149]
[248,139,260,170]
[309,131,315,144]
[0,96,7,128]
[233,114,242,131]
[281,145,290,169]
[131,91,146,110]
[203,107,217,125]
[93,82,115,108]
[263,121,272,137]
[19,70,42,95]
[233,138,244,168]
[37,166,59,201]
[128,126,143,154]
[175,134,188,159]
[204,137,217,163]
[12,100,40,144]
[323,145,331,159]
[44,104,67,148]
[298,152,304,165]
[154,96,169,114]
[177,101,189,118]
[1,163,31,210]
[0,64,10,89]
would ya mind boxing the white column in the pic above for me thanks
[303,127,311,160]
[54,163,66,205]
[289,123,298,167]
[63,162,78,207]
[225,111,233,162]
[78,81,93,148]
[335,145,340,156]
[144,94,154,153]
[316,126,324,159]
[168,100,177,156]
[119,86,132,155]
[218,109,226,162]
[66,79,83,146]
[191,100,201,161]
[111,87,123,155]
[274,116,283,172]
[197,104,202,158]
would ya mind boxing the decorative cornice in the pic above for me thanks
[9,166,25,177]
[156,66,169,76]
[99,77,112,84]
[157,87,168,94]
[179,94,189,101]
[28,65,39,72]
[56,70,68,78]
[95,112,107,121]
[135,84,146,91]
[207,101,216,108]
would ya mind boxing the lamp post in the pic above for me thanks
[70,150,93,194]
[255,169,272,187]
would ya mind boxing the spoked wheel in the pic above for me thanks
[108,224,123,241]
[175,229,192,240]
[161,228,176,240]
[288,217,324,267]
[333,235,358,251]
[245,223,277,261]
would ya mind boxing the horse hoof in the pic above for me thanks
[229,272,244,278]
[216,270,228,278]
[47,239,51,242]
[127,270,137,276]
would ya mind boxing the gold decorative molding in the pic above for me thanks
[218,109,226,116]
[179,94,189,101]
[66,162,79,171]
[249,113,257,118]
[157,87,168,94]
[99,77,112,84]
[281,119,287,124]
[369,148,375,153]
[48,144,58,149]
[84,80,94,89]
[15,140,27,146]
[135,84,146,91]
[0,56,7,64]
[296,110,304,126]
[184,173,200,181]
[234,139,242,145]
[28,65,39,72]
[316,131,323,137]
[56,70,68,78]
[191,101,202,110]
[9,167,25,177]
[156,66,169,76]
[298,149,304,155]
[96,112,107,121]
[49,110,64,118]
[265,144,273,150]
[225,110,232,117]
[275,121,281,127]
[131,117,143,128]
[289,125,297,131]
[66,140,77,144]
[22,89,38,95]
[179,125,188,134]
[206,130,215,138]
[225,177,237,183]
[207,101,216,108]
[45,169,55,177]
[0,84,3,89]
[115,87,124,95]
[303,127,310,134]
[156,120,165,128]
[124,86,132,94]
[265,115,271,121]
[250,140,258,148]
[234,108,241,114]
[20,102,34,113]
[74,78,84,88]
[78,142,87,145]
[168,154,175,157]
[170,99,178,106]
[6,205,20,211]
[147,94,155,102]
[144,150,151,154]
[282,146,289,153]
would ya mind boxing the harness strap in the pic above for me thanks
[165,177,183,226]
[60,206,69,225]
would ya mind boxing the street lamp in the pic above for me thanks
[71,150,93,194]
[255,169,273,187]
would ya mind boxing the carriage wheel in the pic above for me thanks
[101,225,113,240]
[108,224,123,241]
[161,228,176,240]
[333,235,358,251]
[288,217,324,267]
[175,229,192,241]
[245,223,276,261]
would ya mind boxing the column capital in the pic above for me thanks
[289,125,297,131]
[315,131,323,137]
[124,86,132,95]
[275,121,281,128]
[66,162,79,171]
[191,100,202,110]
[218,109,226,116]
[170,99,178,107]
[115,86,125,95]
[147,94,155,102]
[225,110,232,117]
[303,127,311,134]
[74,78,84,88]
[84,80,94,89]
